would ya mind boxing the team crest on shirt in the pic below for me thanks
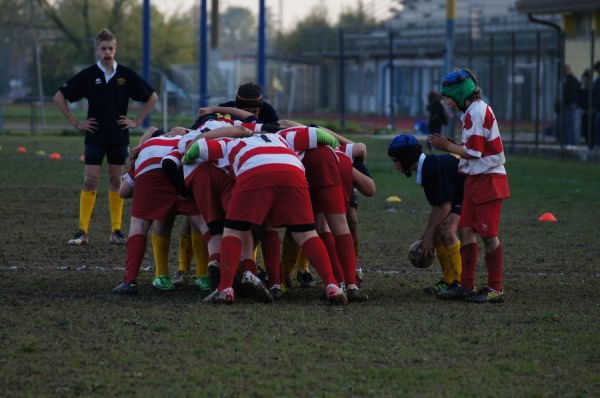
[95,78,102,85]
[117,77,126,86]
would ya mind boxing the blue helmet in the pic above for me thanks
[387,134,422,177]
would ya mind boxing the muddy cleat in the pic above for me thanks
[296,270,316,288]
[109,229,127,245]
[152,274,175,291]
[435,282,474,300]
[325,284,348,305]
[466,287,504,303]
[68,230,89,245]
[346,284,368,302]
[207,260,221,292]
[242,271,273,302]
[356,266,364,287]
[203,287,235,304]
[112,280,138,295]
[270,284,284,300]
[194,275,211,293]
[172,270,190,287]
[257,267,269,286]
[423,280,450,296]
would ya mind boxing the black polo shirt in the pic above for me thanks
[218,100,280,125]
[59,64,155,146]
[420,154,465,209]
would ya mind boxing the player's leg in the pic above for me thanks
[151,215,176,291]
[107,144,129,244]
[346,203,363,286]
[173,217,192,287]
[68,160,101,245]
[315,213,345,285]
[112,216,152,295]
[188,215,211,294]
[427,213,461,295]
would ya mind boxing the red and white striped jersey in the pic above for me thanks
[123,135,181,187]
[162,130,207,185]
[193,126,320,180]
[459,100,506,175]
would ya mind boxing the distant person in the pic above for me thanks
[429,68,510,303]
[592,61,600,149]
[577,69,595,149]
[562,64,580,148]
[220,82,279,124]
[426,91,447,136]
[53,28,158,246]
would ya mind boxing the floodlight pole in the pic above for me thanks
[199,0,208,107]
[142,0,151,128]
[258,0,266,90]
[444,0,455,74]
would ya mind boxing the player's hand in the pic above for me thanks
[76,118,97,133]
[196,107,215,118]
[421,237,435,258]
[117,115,139,130]
[428,134,449,150]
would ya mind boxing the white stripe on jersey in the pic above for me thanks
[135,136,181,178]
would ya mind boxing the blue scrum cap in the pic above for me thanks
[388,134,419,151]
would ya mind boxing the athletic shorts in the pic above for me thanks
[458,197,503,238]
[132,170,199,219]
[190,163,234,224]
[84,143,128,165]
[337,154,354,211]
[303,147,345,213]
[226,172,314,227]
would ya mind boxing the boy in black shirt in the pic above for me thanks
[388,134,464,296]
[53,28,158,246]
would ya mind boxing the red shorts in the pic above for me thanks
[226,172,314,227]
[337,155,354,211]
[190,163,234,224]
[458,197,503,238]
[303,146,345,213]
[132,170,199,219]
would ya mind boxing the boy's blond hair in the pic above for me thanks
[95,28,116,46]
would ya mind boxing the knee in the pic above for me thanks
[83,175,99,191]
[483,237,500,253]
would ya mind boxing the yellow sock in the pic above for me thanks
[79,190,97,233]
[108,190,124,232]
[446,241,462,282]
[435,245,454,284]
[295,250,310,273]
[178,233,192,273]
[191,230,208,278]
[152,234,171,277]
[281,230,300,276]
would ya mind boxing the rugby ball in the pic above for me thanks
[408,239,433,268]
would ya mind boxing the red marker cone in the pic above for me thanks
[50,152,62,160]
[538,212,557,222]
[17,146,27,154]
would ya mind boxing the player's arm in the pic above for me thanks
[352,167,376,197]
[118,92,159,130]
[428,134,476,159]
[421,202,452,257]
[196,106,255,121]
[52,91,97,133]
[318,126,354,145]
[119,172,135,199]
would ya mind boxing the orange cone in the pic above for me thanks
[538,212,557,222]
[17,146,27,154]
[50,152,61,160]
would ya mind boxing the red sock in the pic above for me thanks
[209,253,220,263]
[334,233,358,286]
[261,231,282,287]
[485,244,504,291]
[124,234,147,283]
[202,231,212,245]
[301,236,336,286]
[319,232,345,284]
[241,258,258,275]
[460,243,478,290]
[219,236,242,290]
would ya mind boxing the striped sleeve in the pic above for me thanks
[279,126,318,152]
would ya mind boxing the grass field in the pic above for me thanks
[0,133,599,397]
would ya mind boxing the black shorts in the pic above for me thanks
[84,143,128,165]
[349,187,359,209]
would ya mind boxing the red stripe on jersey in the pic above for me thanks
[135,156,164,177]
[236,146,297,172]
[466,134,486,153]
[483,106,496,130]
[139,137,178,152]
[482,136,504,157]
[280,127,310,151]
[205,139,224,159]
[228,140,248,165]
[463,113,473,130]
